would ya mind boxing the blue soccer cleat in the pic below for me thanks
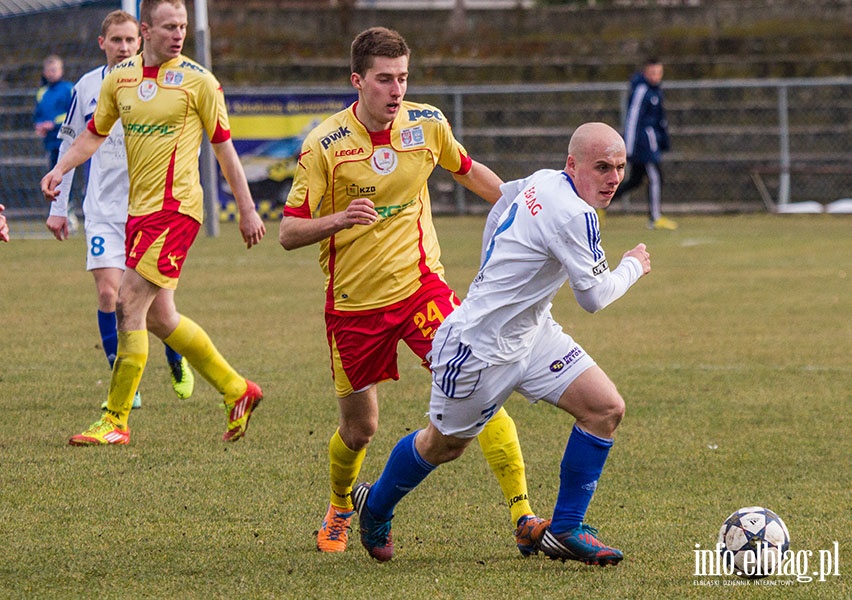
[540,523,624,566]
[352,482,394,562]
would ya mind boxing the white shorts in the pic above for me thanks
[429,315,597,438]
[84,220,126,271]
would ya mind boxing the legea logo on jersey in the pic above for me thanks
[407,108,443,121]
[335,147,365,157]
[371,148,398,175]
[137,80,158,101]
[347,183,376,197]
[400,125,425,148]
[163,70,184,86]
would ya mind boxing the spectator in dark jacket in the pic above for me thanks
[34,54,73,169]
[614,57,676,230]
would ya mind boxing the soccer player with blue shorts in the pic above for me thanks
[47,10,194,408]
[280,27,547,556]
[353,122,652,565]
[41,0,266,446]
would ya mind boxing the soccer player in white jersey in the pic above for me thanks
[46,10,194,408]
[352,122,652,565]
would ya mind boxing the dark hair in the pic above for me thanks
[350,27,410,76]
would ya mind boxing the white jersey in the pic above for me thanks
[448,169,640,364]
[51,65,129,223]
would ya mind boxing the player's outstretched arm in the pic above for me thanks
[40,129,105,202]
[213,139,266,248]
[453,160,503,204]
[45,139,76,241]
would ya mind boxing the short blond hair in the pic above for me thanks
[101,10,139,37]
[140,0,184,25]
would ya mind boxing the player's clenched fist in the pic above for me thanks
[623,243,651,274]
[341,197,378,228]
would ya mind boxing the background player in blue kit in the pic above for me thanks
[47,10,194,408]
[614,57,676,230]
[352,122,652,565]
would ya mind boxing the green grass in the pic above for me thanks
[1,214,850,599]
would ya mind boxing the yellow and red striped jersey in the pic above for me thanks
[88,54,230,222]
[285,101,472,313]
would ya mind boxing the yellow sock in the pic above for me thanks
[329,428,366,511]
[104,330,148,428]
[477,407,534,525]
[163,315,246,402]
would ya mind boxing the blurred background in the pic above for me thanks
[1,0,850,235]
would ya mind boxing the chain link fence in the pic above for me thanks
[2,76,850,237]
[414,77,852,215]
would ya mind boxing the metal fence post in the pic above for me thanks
[778,85,791,206]
[452,90,467,214]
[196,0,220,237]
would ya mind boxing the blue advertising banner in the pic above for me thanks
[219,92,357,220]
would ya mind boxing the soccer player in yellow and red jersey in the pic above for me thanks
[41,0,266,446]
[279,27,547,556]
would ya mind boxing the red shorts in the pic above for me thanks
[326,279,460,397]
[125,211,200,290]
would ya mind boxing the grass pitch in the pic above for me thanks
[1,214,849,599]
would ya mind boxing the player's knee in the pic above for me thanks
[434,436,469,463]
[417,425,470,465]
[439,445,467,463]
[598,393,625,436]
[340,422,376,451]
[96,287,118,311]
[348,431,375,450]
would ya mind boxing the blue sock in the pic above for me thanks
[164,344,182,365]
[366,431,436,520]
[550,424,613,535]
[97,310,118,369]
